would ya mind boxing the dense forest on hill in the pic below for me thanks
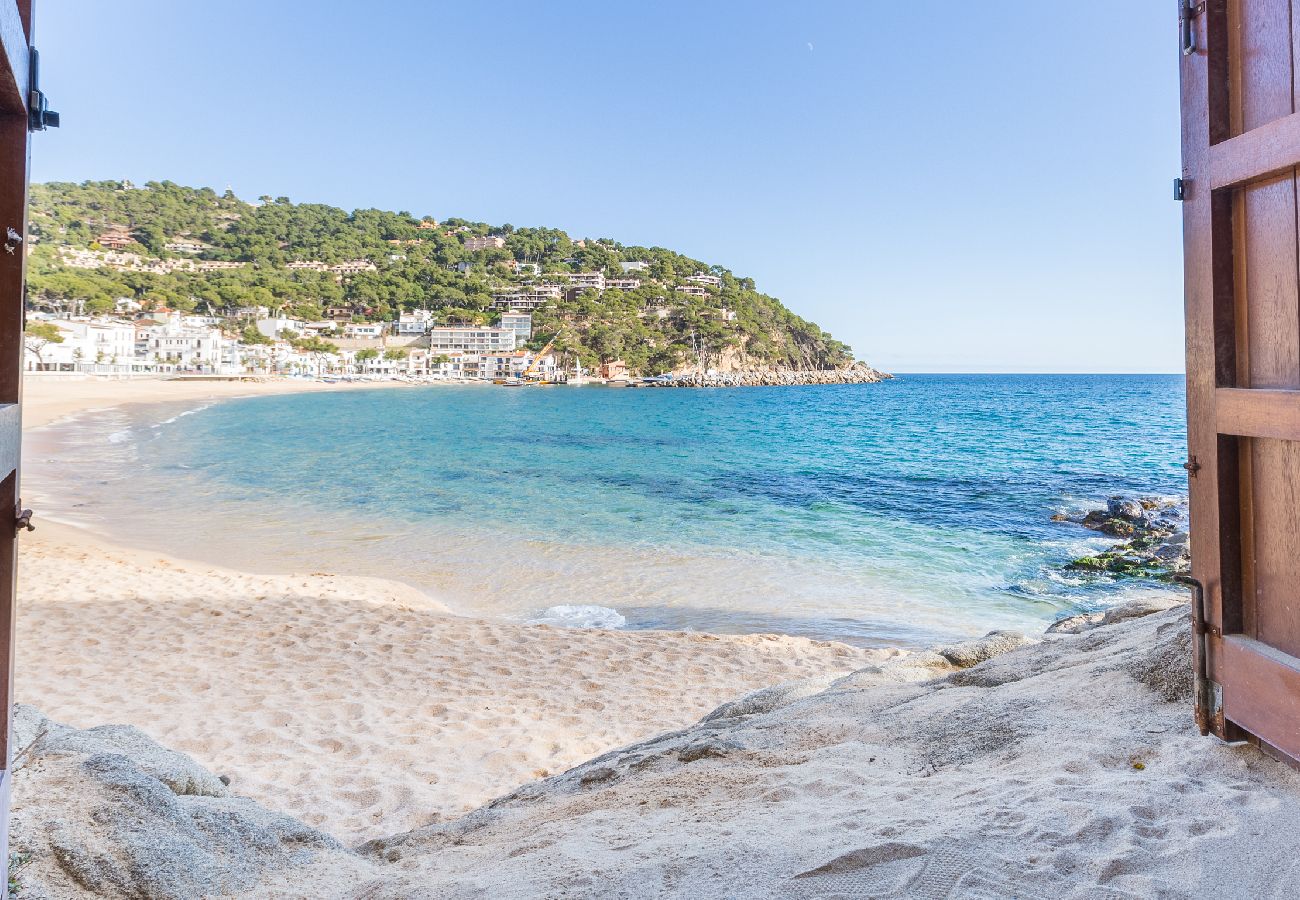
[26,180,857,374]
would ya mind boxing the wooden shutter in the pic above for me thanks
[1182,0,1300,759]
[0,0,33,860]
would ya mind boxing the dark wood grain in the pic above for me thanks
[1183,0,1236,739]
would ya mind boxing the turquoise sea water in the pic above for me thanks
[30,374,1188,648]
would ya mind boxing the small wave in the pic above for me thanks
[106,429,132,444]
[527,604,627,629]
[153,403,216,428]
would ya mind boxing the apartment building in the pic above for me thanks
[492,284,562,311]
[137,315,233,373]
[561,271,606,291]
[675,284,711,298]
[394,309,434,335]
[499,312,532,343]
[686,272,722,288]
[331,260,377,275]
[164,239,209,254]
[25,318,139,372]
[464,235,506,251]
[605,278,642,291]
[428,325,517,353]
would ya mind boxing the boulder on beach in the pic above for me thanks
[9,705,365,899]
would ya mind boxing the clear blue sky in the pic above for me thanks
[33,2,1183,373]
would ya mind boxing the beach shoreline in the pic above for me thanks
[15,374,895,843]
[20,373,439,429]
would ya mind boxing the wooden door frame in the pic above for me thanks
[0,0,32,862]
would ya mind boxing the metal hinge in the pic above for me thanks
[27,47,58,132]
[14,508,33,533]
[1180,0,1206,56]
[1174,177,1186,201]
[1183,456,1201,477]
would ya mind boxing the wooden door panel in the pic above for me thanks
[1243,437,1300,653]
[1234,175,1300,389]
[1220,634,1300,757]
[1231,0,1294,133]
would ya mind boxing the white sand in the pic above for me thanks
[15,376,888,844]
[350,605,1300,898]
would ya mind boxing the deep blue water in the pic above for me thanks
[31,374,1188,647]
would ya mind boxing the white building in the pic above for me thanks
[464,235,506,251]
[605,278,642,291]
[620,261,650,273]
[427,326,517,353]
[476,351,557,381]
[675,284,711,298]
[255,317,309,340]
[343,322,386,339]
[330,260,377,275]
[24,318,140,372]
[499,312,532,343]
[686,272,722,288]
[138,314,234,373]
[561,272,606,291]
[492,284,562,311]
[164,239,209,254]
[394,310,434,336]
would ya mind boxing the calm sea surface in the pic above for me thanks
[28,374,1189,648]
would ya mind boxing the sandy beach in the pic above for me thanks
[14,376,888,844]
[19,375,429,429]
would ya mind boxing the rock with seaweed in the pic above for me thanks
[1054,496,1190,579]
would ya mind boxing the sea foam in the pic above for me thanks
[527,605,627,629]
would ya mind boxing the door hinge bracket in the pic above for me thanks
[14,508,33,533]
[1198,679,1227,736]
[27,47,58,132]
[1174,177,1186,201]
[1183,456,1201,477]
[1180,0,1206,56]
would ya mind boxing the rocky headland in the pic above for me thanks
[657,362,893,388]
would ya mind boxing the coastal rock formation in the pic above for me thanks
[1046,593,1184,635]
[658,362,892,388]
[1056,495,1190,578]
[9,705,365,899]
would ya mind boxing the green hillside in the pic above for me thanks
[26,180,858,374]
